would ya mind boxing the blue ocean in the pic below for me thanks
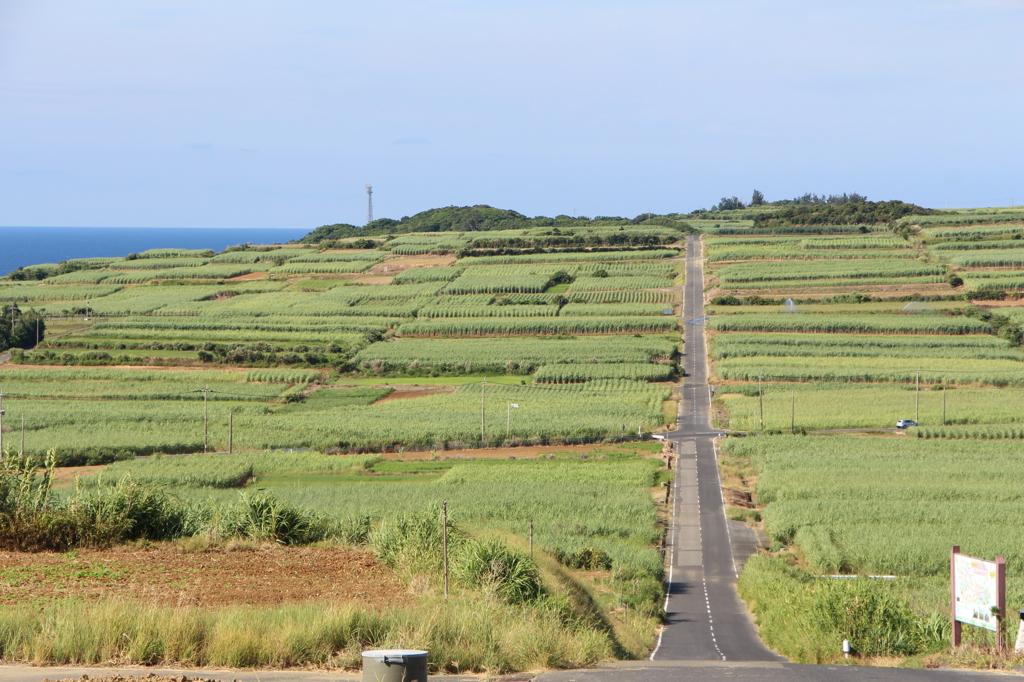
[0,226,311,277]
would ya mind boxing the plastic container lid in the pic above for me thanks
[363,650,428,657]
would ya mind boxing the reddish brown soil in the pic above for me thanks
[350,275,394,285]
[0,547,410,610]
[224,271,268,281]
[44,677,224,682]
[33,465,107,488]
[366,255,457,276]
[373,387,457,402]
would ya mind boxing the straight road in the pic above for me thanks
[652,234,781,662]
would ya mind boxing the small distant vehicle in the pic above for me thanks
[896,419,918,429]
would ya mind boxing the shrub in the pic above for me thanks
[454,537,542,603]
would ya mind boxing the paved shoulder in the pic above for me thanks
[536,661,1017,681]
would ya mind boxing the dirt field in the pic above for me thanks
[374,386,457,402]
[349,275,393,285]
[0,547,410,610]
[224,271,269,281]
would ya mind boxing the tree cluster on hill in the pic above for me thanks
[0,305,45,351]
[703,191,868,213]
[300,205,690,242]
[752,200,935,228]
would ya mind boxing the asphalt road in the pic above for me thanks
[652,235,782,662]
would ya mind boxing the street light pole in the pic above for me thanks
[507,403,520,440]
[480,380,487,443]
[758,373,764,431]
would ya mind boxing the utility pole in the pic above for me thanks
[228,410,234,455]
[791,390,796,434]
[480,380,487,443]
[915,368,921,424]
[20,415,24,456]
[199,386,213,452]
[942,385,947,426]
[529,519,534,558]
[758,373,764,431]
[442,500,449,598]
[0,391,4,460]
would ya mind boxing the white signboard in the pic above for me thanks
[954,553,999,631]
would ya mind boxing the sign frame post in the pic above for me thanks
[951,546,961,648]
[951,547,1007,651]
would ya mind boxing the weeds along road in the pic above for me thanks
[653,234,782,662]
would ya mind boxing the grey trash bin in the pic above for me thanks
[362,649,428,682]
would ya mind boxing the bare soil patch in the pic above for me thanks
[224,271,268,281]
[374,386,457,402]
[350,275,393,285]
[365,255,457,277]
[0,547,410,610]
[33,465,107,489]
[43,677,224,682]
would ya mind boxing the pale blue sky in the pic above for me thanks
[1,0,1021,228]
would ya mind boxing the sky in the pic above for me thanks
[0,1,1022,229]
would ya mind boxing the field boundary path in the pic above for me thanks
[652,234,782,662]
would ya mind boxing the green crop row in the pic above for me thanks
[352,336,677,370]
[41,271,116,285]
[561,290,675,304]
[706,249,916,263]
[391,267,465,283]
[533,363,673,383]
[707,314,990,335]
[929,239,1024,251]
[441,274,552,295]
[566,276,672,292]
[715,355,1024,385]
[463,262,676,278]
[945,249,1024,268]
[1,380,673,456]
[710,332,1023,361]
[0,285,123,302]
[108,258,210,270]
[714,259,940,284]
[268,261,378,274]
[560,303,671,317]
[727,436,1024,575]
[457,249,678,265]
[286,251,388,263]
[398,316,678,337]
[418,305,560,318]
[719,384,1024,431]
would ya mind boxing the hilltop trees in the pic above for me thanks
[0,305,45,351]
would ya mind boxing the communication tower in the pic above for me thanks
[365,185,373,225]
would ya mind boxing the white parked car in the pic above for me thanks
[896,419,918,429]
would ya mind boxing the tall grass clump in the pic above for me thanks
[0,597,613,671]
[0,452,193,550]
[739,555,945,664]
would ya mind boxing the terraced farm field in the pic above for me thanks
[0,222,690,670]
[701,209,1024,664]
